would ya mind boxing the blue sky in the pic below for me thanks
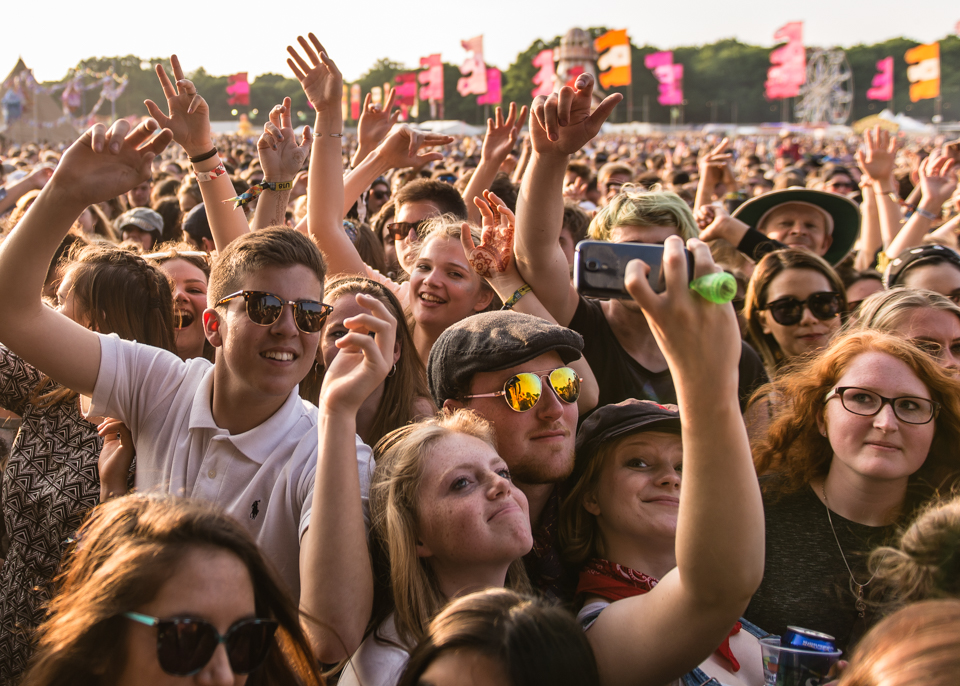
[4,1,958,84]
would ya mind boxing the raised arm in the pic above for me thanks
[462,102,526,224]
[0,119,172,395]
[251,97,313,230]
[693,138,732,212]
[0,166,53,215]
[351,87,399,168]
[300,293,395,661]
[514,74,621,326]
[858,126,903,251]
[886,152,957,259]
[145,55,248,252]
[585,236,764,686]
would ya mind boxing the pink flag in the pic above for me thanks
[477,68,502,105]
[531,49,556,98]
[350,84,361,120]
[643,51,673,70]
[226,73,250,106]
[458,35,488,96]
[419,54,444,102]
[644,52,683,106]
[765,22,806,99]
[867,57,894,101]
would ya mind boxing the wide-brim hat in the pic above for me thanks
[732,188,860,266]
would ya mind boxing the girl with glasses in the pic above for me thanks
[745,330,960,652]
[744,248,847,374]
[21,494,323,686]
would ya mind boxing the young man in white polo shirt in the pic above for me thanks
[0,116,388,663]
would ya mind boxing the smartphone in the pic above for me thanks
[573,241,694,299]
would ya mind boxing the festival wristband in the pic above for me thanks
[501,284,532,310]
[194,163,228,183]
[915,207,939,221]
[223,180,294,209]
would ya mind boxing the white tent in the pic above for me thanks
[414,120,486,136]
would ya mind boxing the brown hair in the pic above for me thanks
[752,330,960,503]
[208,227,326,307]
[21,494,324,686]
[369,410,529,648]
[837,599,960,686]
[744,248,847,371]
[394,179,468,220]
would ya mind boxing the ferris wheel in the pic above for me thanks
[795,49,854,125]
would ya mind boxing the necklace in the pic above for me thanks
[821,484,878,618]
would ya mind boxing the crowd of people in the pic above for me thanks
[1,32,959,685]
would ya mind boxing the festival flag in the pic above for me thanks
[905,43,940,102]
[477,67,502,105]
[371,86,383,107]
[418,54,444,103]
[350,83,361,120]
[226,73,250,106]
[765,22,806,99]
[458,35,488,96]
[644,52,683,106]
[531,49,556,98]
[595,29,632,89]
[866,57,894,101]
[342,84,349,120]
[394,71,418,119]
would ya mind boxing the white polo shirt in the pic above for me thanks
[90,334,374,599]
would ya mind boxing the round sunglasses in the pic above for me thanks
[215,290,333,334]
[760,291,842,326]
[463,367,581,412]
[123,611,278,676]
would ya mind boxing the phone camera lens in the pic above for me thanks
[585,259,601,272]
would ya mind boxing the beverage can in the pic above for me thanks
[782,627,837,653]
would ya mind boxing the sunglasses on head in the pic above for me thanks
[386,220,428,242]
[463,367,581,412]
[215,290,333,334]
[760,291,841,326]
[123,611,277,676]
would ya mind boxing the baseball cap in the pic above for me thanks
[116,207,164,238]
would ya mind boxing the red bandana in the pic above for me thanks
[577,558,742,672]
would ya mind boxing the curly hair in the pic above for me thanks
[752,330,960,502]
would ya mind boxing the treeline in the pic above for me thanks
[65,32,959,127]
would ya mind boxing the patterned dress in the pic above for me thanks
[0,346,102,682]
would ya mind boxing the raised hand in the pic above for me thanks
[374,124,453,170]
[49,118,172,208]
[481,102,528,163]
[563,174,588,202]
[97,418,134,501]
[461,190,517,280]
[860,126,898,187]
[918,151,958,209]
[258,97,313,182]
[695,203,749,246]
[144,55,211,157]
[529,73,621,157]
[287,33,342,113]
[357,87,399,153]
[698,138,732,189]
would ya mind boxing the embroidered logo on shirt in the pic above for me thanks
[250,500,261,520]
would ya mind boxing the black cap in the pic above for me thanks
[884,244,960,288]
[428,311,583,407]
[182,203,212,241]
[573,399,681,481]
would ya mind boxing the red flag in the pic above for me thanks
[350,84,361,120]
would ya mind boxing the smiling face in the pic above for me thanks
[205,263,322,408]
[760,268,840,359]
[409,236,492,331]
[415,432,533,577]
[585,430,682,552]
[160,258,209,360]
[460,352,579,486]
[116,546,256,686]
[395,200,440,274]
[759,203,833,256]
[821,351,936,486]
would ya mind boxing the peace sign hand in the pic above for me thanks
[144,55,212,158]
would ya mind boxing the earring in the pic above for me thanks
[387,363,397,377]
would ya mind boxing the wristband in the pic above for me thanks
[189,147,218,164]
[262,181,293,191]
[194,163,228,183]
[501,284,532,310]
[915,207,939,221]
[223,180,293,209]
[326,133,344,138]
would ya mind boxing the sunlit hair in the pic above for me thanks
[744,248,846,371]
[397,588,600,686]
[208,227,326,307]
[30,243,177,408]
[144,240,212,280]
[414,215,495,304]
[21,494,324,686]
[845,287,960,335]
[837,599,960,686]
[369,410,529,648]
[303,276,434,445]
[587,187,699,243]
[752,330,960,504]
[866,493,960,611]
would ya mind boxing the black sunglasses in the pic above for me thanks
[215,290,333,333]
[124,611,278,676]
[386,220,428,242]
[760,291,842,326]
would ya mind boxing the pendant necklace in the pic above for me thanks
[822,484,878,619]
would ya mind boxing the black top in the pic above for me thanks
[569,296,768,411]
[744,483,896,652]
[737,227,786,263]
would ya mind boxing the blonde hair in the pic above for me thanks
[588,187,699,242]
[369,409,529,647]
[846,287,960,334]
